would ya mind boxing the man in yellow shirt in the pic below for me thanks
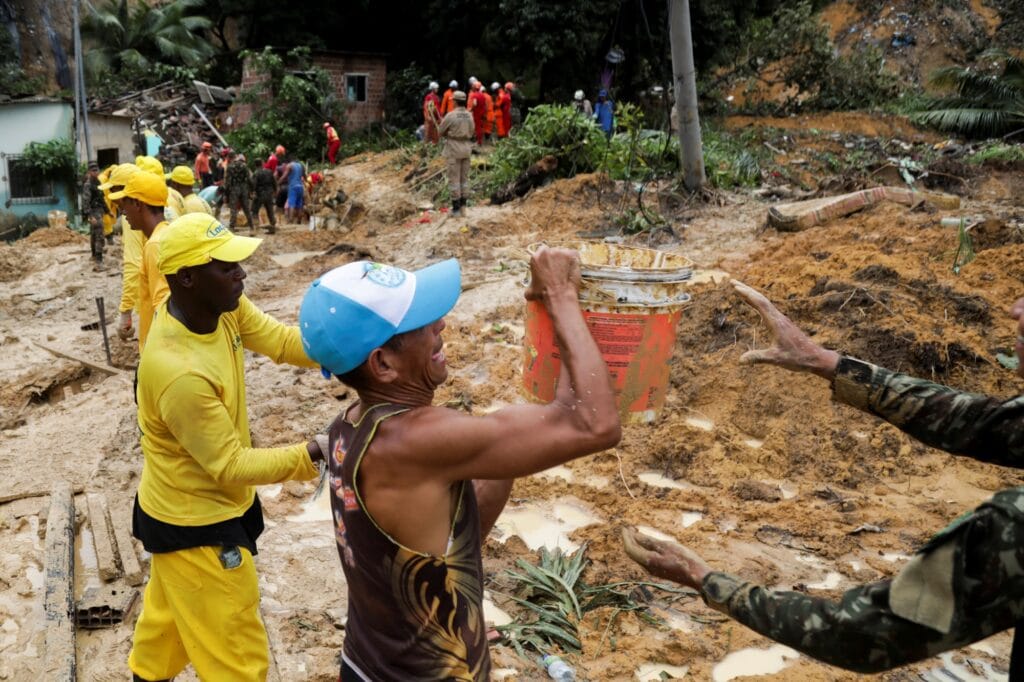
[165,165,213,216]
[129,213,326,682]
[109,172,169,350]
[98,163,145,340]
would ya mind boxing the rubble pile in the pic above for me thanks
[88,80,236,161]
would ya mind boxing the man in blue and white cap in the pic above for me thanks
[299,248,621,681]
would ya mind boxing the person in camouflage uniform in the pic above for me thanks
[82,161,109,268]
[251,164,277,233]
[223,152,256,233]
[624,280,1024,677]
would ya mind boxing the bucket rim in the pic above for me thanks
[579,291,692,309]
[526,240,695,274]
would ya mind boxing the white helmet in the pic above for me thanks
[574,90,584,101]
[429,81,439,90]
[491,82,500,91]
[468,76,478,85]
[449,79,458,88]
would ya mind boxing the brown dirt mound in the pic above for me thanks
[0,244,37,283]
[23,227,88,247]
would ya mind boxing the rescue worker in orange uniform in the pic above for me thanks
[494,83,513,138]
[422,81,442,145]
[439,80,458,117]
[484,83,498,140]
[468,81,488,145]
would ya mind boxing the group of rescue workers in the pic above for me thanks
[75,80,1024,682]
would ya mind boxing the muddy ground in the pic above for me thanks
[1,112,1022,681]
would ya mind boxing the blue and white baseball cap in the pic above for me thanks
[299,259,461,376]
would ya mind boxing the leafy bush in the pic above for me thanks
[21,139,79,184]
[483,105,610,193]
[701,126,763,188]
[339,124,419,158]
[386,63,436,131]
[227,47,345,163]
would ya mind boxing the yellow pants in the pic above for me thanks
[128,545,269,681]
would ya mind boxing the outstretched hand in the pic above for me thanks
[731,280,840,380]
[622,527,711,591]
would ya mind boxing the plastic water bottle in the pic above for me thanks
[542,654,576,681]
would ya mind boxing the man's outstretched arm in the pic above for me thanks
[733,280,1024,469]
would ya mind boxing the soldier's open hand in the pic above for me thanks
[731,280,840,379]
[622,527,710,590]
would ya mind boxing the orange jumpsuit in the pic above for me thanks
[483,92,495,136]
[495,88,512,138]
[469,90,488,145]
[439,88,455,116]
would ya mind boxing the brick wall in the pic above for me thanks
[311,53,387,132]
[233,52,386,133]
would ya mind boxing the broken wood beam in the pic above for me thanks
[43,481,76,679]
[111,504,144,586]
[86,493,120,582]
[0,485,84,506]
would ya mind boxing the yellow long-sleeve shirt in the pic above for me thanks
[137,295,318,527]
[136,221,170,350]
[119,223,146,314]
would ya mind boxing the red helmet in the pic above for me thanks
[202,141,212,149]
[275,145,285,155]
[220,147,232,156]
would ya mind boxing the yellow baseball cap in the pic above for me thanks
[98,163,139,190]
[135,155,164,176]
[108,170,169,207]
[158,213,262,275]
[165,165,196,185]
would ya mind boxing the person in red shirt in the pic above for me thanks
[422,82,442,145]
[194,142,213,188]
[498,82,514,138]
[324,122,341,164]
[484,83,498,140]
[265,144,285,172]
[468,82,488,146]
[439,80,457,117]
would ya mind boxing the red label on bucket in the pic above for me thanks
[523,300,682,422]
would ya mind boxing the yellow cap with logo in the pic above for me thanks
[158,213,262,275]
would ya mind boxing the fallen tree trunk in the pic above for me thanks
[490,155,558,205]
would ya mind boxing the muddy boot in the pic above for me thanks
[264,225,276,235]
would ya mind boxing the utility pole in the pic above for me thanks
[72,0,92,162]
[669,0,705,192]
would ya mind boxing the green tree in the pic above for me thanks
[913,49,1024,138]
[227,47,345,162]
[81,0,214,78]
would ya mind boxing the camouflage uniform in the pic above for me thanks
[223,158,255,232]
[82,174,107,263]
[699,357,1024,674]
[251,168,277,231]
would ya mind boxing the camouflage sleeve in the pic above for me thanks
[832,356,1024,467]
[700,487,1024,673]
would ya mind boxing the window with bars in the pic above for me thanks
[7,157,56,203]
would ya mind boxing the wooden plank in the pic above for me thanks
[86,494,120,582]
[42,481,76,679]
[110,503,144,587]
[0,485,84,506]
[28,339,123,376]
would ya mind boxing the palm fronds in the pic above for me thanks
[494,544,697,661]
[912,50,1024,138]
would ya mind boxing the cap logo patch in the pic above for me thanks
[363,262,406,288]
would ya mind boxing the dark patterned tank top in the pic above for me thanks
[328,403,491,681]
